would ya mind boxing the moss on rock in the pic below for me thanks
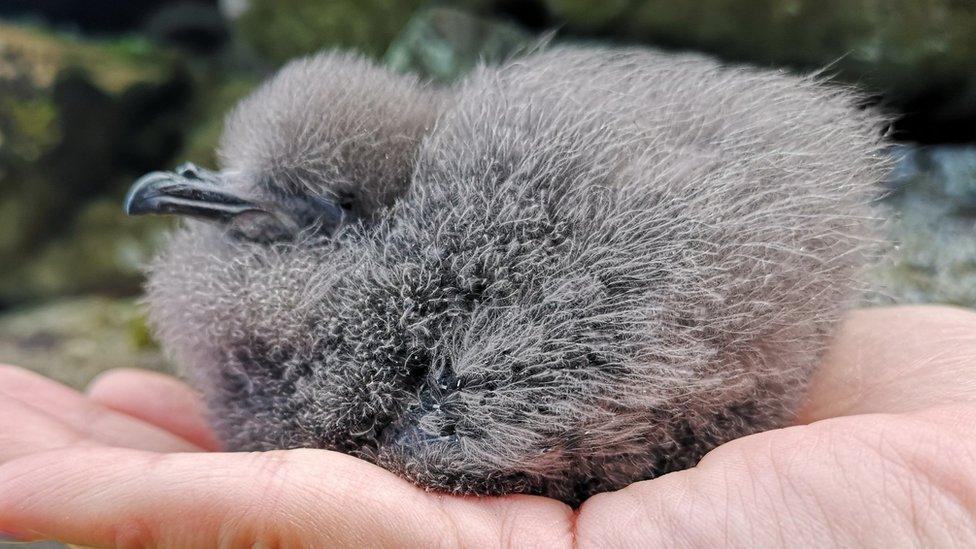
[235,0,426,65]
[0,21,175,92]
[545,0,976,141]
[0,22,192,307]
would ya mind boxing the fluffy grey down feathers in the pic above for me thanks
[145,47,890,504]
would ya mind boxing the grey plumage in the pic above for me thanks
[139,46,890,504]
[218,50,447,219]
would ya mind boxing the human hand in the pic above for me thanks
[1,306,974,547]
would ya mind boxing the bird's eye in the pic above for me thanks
[279,193,358,236]
[229,192,359,244]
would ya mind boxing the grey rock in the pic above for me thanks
[0,297,169,390]
[930,147,976,211]
[869,145,976,308]
[0,199,172,307]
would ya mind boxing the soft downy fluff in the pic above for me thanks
[144,46,891,504]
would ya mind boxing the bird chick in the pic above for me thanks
[128,46,890,505]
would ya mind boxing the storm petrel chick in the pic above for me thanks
[127,46,890,504]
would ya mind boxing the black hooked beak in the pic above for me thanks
[124,163,263,222]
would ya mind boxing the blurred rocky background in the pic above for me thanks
[0,0,974,389]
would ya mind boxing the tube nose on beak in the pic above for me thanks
[125,162,359,243]
[123,165,263,222]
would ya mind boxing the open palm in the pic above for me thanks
[2,306,975,547]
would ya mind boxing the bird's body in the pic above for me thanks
[132,47,890,504]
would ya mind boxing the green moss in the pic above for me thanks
[543,0,631,30]
[0,21,176,93]
[0,96,60,161]
[236,0,426,65]
[0,23,193,306]
[128,310,158,350]
[546,0,976,134]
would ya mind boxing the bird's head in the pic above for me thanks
[125,51,444,243]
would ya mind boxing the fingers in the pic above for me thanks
[0,365,202,455]
[0,392,98,462]
[0,368,573,546]
[0,447,574,547]
[799,305,976,423]
[576,404,976,547]
[87,368,220,451]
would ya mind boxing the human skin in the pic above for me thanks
[0,305,974,547]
